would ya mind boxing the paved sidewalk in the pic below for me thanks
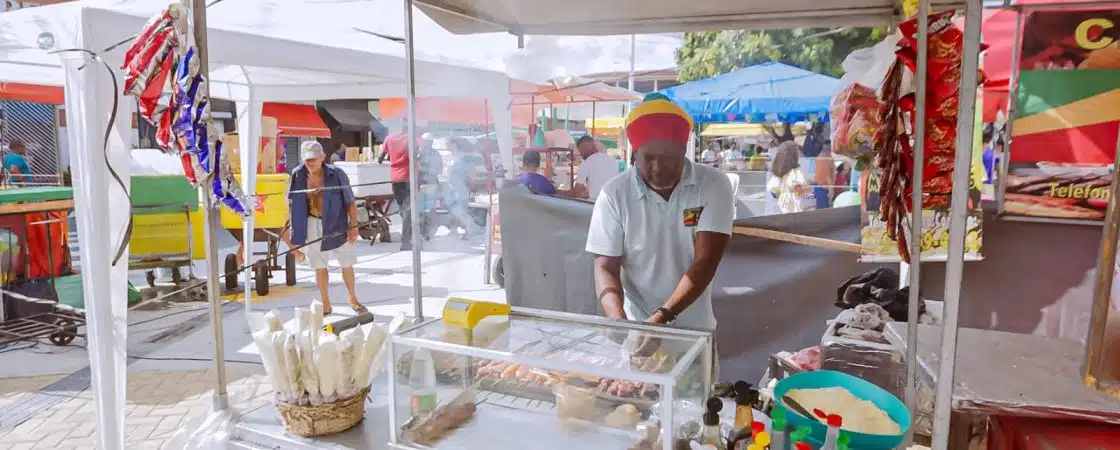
[0,366,273,450]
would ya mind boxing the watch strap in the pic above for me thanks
[655,307,677,323]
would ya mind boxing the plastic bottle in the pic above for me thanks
[821,414,843,450]
[794,442,812,450]
[732,381,757,431]
[771,408,789,450]
[407,348,438,416]
[701,397,727,449]
[746,430,769,450]
[836,432,851,450]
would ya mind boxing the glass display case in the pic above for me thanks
[386,307,714,450]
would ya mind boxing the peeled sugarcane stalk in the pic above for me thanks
[293,307,310,334]
[310,302,324,346]
[339,328,365,398]
[270,331,294,402]
[355,323,387,389]
[297,330,322,405]
[316,335,340,402]
[265,310,282,332]
[253,329,286,402]
[282,332,305,404]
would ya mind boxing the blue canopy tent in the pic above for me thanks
[659,62,841,124]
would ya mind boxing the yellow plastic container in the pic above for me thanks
[132,210,206,260]
[219,173,291,230]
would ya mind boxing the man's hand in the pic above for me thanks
[292,249,305,263]
[347,227,359,244]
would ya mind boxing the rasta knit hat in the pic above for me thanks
[624,93,693,150]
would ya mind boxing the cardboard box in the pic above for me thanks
[223,116,280,174]
[345,146,361,162]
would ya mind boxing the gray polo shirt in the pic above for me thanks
[585,161,735,330]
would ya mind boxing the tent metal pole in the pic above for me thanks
[931,0,983,447]
[904,0,929,445]
[1083,124,1120,395]
[404,0,424,319]
[189,0,229,410]
[995,10,1023,215]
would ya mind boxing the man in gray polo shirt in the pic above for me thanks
[586,95,733,377]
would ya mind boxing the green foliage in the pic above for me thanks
[675,27,890,83]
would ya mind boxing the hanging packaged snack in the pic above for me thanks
[830,83,883,162]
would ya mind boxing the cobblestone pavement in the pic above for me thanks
[0,366,273,450]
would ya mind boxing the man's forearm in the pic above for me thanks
[348,203,359,228]
[657,257,722,321]
[593,257,626,319]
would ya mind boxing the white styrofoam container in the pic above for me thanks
[334,162,393,197]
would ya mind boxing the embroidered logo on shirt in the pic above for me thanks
[682,207,704,227]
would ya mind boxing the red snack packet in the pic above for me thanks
[923,174,954,194]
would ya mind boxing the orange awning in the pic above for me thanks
[262,103,331,138]
[380,97,534,127]
[0,83,64,104]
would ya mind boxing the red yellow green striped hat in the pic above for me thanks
[625,93,694,150]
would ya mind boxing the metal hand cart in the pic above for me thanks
[0,185,86,347]
[221,173,296,297]
[129,175,206,299]
[356,193,394,244]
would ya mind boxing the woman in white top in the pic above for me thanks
[766,141,809,214]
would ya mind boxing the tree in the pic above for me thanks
[675,28,889,82]
[676,27,888,145]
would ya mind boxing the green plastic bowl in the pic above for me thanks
[773,370,910,449]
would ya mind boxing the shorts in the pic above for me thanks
[304,217,357,270]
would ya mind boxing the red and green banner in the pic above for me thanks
[1005,9,1120,222]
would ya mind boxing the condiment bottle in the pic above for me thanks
[746,429,770,450]
[407,348,438,416]
[820,414,843,450]
[794,442,812,450]
[732,381,757,431]
[789,426,812,448]
[701,397,726,449]
[771,408,789,450]
[836,432,851,450]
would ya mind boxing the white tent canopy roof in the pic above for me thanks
[417,0,966,35]
[0,0,513,102]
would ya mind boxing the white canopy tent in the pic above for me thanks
[0,1,513,448]
[415,0,966,34]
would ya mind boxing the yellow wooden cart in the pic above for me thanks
[219,173,295,296]
[130,175,205,297]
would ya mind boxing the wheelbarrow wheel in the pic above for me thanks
[379,220,391,243]
[285,252,297,286]
[255,263,270,296]
[492,256,505,288]
[145,270,156,288]
[49,318,78,346]
[224,254,238,291]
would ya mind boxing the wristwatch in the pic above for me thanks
[655,307,677,324]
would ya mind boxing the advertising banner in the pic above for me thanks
[1005,9,1120,222]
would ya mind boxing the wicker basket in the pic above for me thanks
[275,387,370,437]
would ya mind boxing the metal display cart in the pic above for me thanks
[232,307,714,450]
[0,185,84,347]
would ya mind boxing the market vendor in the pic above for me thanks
[586,94,734,374]
[283,141,366,315]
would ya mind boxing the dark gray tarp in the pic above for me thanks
[499,186,1101,382]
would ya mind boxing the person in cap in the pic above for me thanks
[585,94,734,375]
[283,141,366,314]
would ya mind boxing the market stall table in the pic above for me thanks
[885,322,1120,448]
